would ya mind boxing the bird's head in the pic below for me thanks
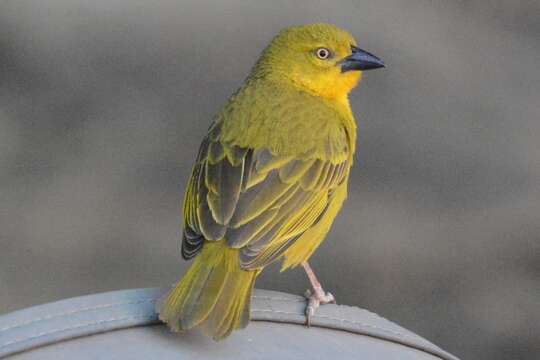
[253,23,385,100]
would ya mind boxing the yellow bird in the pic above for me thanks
[158,23,385,340]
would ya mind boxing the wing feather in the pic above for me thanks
[181,120,350,266]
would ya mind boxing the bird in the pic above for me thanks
[158,23,385,340]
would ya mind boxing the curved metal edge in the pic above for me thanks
[249,290,460,360]
[0,288,459,360]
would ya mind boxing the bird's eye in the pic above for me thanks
[315,48,331,60]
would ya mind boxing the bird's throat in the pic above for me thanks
[295,70,362,100]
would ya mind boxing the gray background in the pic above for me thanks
[1,1,539,359]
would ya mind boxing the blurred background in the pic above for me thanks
[1,1,539,359]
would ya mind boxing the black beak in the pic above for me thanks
[340,45,385,72]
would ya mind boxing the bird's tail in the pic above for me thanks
[158,242,259,340]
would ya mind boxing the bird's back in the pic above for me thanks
[219,78,355,165]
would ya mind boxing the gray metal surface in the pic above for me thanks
[0,288,459,359]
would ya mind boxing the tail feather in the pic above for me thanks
[199,264,257,339]
[158,242,259,340]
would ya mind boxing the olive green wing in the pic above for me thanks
[181,122,349,269]
[181,122,246,259]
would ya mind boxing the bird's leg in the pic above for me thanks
[301,261,335,326]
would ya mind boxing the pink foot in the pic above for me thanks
[304,288,336,326]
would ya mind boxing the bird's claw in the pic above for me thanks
[304,289,336,327]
